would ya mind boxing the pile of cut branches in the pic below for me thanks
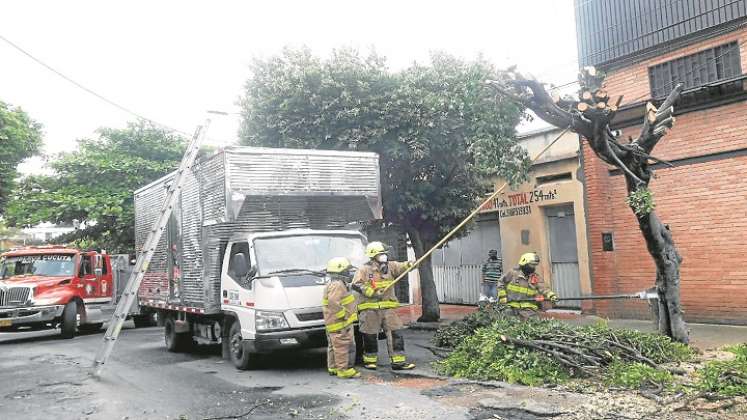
[432,304,510,348]
[434,310,693,386]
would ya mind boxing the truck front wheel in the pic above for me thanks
[164,316,190,352]
[60,300,78,339]
[229,321,254,370]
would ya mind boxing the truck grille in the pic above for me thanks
[0,286,31,307]
[295,311,324,322]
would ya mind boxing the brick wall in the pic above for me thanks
[604,26,747,106]
[583,28,747,324]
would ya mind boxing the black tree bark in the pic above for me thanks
[489,68,689,343]
[408,229,441,322]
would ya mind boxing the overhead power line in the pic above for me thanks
[0,33,191,137]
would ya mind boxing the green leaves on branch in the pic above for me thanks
[238,47,529,248]
[626,187,656,216]
[604,361,673,389]
[5,120,186,253]
[695,344,747,397]
[434,309,694,387]
[0,101,43,214]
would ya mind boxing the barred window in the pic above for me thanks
[648,42,743,99]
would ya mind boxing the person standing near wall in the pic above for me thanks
[480,249,503,302]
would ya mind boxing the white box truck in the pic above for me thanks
[134,146,381,369]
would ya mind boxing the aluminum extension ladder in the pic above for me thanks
[92,120,210,376]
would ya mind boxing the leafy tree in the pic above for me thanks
[5,120,186,253]
[0,101,43,214]
[239,47,528,321]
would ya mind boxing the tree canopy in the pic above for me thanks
[5,120,186,253]
[0,101,43,215]
[239,47,528,321]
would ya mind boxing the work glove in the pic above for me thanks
[375,289,386,298]
[549,294,559,303]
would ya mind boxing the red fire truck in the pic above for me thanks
[0,246,153,338]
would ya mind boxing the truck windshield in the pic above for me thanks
[254,235,367,276]
[0,255,76,278]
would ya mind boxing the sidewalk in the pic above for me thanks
[398,304,747,350]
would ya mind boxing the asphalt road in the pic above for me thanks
[0,324,469,420]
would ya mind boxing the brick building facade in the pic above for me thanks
[576,1,747,323]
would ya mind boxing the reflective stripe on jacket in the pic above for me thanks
[500,269,556,311]
[322,275,357,333]
[352,260,410,311]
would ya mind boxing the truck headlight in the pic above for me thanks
[255,311,289,331]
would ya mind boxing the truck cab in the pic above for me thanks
[221,229,367,369]
[0,247,113,337]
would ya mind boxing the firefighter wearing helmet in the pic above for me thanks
[498,252,558,319]
[351,241,416,370]
[322,257,360,379]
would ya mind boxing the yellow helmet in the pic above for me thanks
[365,241,387,259]
[518,252,540,267]
[326,257,353,274]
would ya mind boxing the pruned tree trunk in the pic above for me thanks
[488,68,689,343]
[408,229,441,322]
[637,210,688,341]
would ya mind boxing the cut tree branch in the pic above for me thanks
[489,68,689,343]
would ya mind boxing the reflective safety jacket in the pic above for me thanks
[352,260,411,311]
[498,269,556,311]
[322,274,358,333]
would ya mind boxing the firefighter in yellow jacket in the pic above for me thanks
[498,252,558,319]
[322,257,360,379]
[352,242,416,371]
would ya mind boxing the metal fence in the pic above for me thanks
[433,264,481,305]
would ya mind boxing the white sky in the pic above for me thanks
[0,0,579,175]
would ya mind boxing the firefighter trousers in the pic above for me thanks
[510,308,539,320]
[326,327,356,377]
[359,308,408,366]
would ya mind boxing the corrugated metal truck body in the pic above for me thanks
[134,146,381,315]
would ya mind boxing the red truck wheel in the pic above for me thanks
[60,301,78,339]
